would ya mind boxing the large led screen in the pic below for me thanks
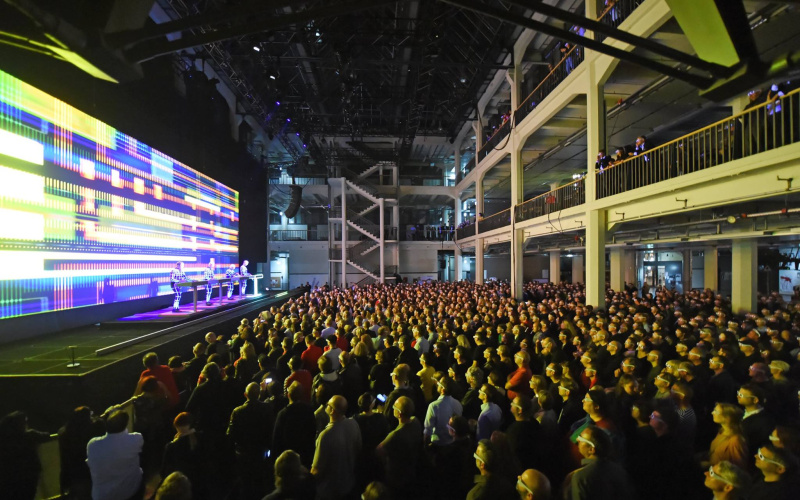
[0,69,239,320]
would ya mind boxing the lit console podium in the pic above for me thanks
[176,273,264,312]
[176,278,232,312]
[235,273,264,297]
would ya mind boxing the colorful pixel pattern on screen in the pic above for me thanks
[0,69,239,319]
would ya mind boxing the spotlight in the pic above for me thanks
[286,118,291,122]
[253,46,260,52]
[460,77,466,83]
[269,75,276,80]
[303,144,307,148]
[276,101,280,106]
[296,132,300,136]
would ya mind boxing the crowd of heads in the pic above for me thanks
[5,279,800,500]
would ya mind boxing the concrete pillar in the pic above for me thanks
[341,178,347,289]
[682,249,693,293]
[454,198,462,281]
[609,247,625,293]
[550,251,561,284]
[476,239,485,284]
[476,174,485,220]
[732,239,757,314]
[509,72,524,298]
[473,120,483,170]
[704,246,718,292]
[585,62,605,203]
[379,198,385,283]
[572,254,585,285]
[585,209,606,309]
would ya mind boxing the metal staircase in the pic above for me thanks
[328,159,399,287]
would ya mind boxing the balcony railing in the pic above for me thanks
[456,223,476,240]
[401,226,455,241]
[513,0,638,127]
[516,178,586,223]
[478,119,512,161]
[597,0,641,36]
[598,88,800,198]
[270,229,328,241]
[478,209,512,234]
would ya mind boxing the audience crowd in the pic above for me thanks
[3,280,800,500]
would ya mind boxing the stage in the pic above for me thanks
[0,288,303,429]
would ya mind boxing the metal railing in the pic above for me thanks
[478,209,512,234]
[598,89,800,198]
[479,120,512,161]
[515,45,584,126]
[269,175,327,185]
[401,227,455,241]
[270,229,328,241]
[513,0,638,128]
[516,177,586,222]
[355,265,399,287]
[597,0,641,37]
[348,238,379,259]
[342,167,384,199]
[456,223,476,240]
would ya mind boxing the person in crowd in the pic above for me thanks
[516,468,551,500]
[738,383,776,452]
[570,425,634,500]
[749,444,798,500]
[263,450,315,500]
[58,406,105,499]
[0,410,52,500]
[136,352,180,408]
[311,395,362,500]
[155,471,192,500]
[467,438,518,500]
[425,373,464,446]
[702,460,751,500]
[161,412,206,500]
[228,382,274,499]
[707,403,749,470]
[273,381,317,468]
[376,395,423,497]
[86,410,144,500]
[476,384,503,441]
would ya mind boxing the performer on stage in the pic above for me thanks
[202,259,215,305]
[239,259,251,295]
[170,261,188,312]
[225,264,237,299]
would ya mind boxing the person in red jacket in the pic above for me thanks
[284,355,312,403]
[505,350,532,401]
[301,334,323,374]
[135,352,180,408]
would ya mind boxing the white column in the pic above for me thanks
[454,198,462,281]
[379,198,385,283]
[704,246,718,293]
[732,239,757,314]
[509,72,524,298]
[585,63,605,203]
[572,254,585,285]
[585,209,606,309]
[392,204,400,269]
[550,250,561,284]
[473,120,483,170]
[341,178,347,289]
[609,247,625,293]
